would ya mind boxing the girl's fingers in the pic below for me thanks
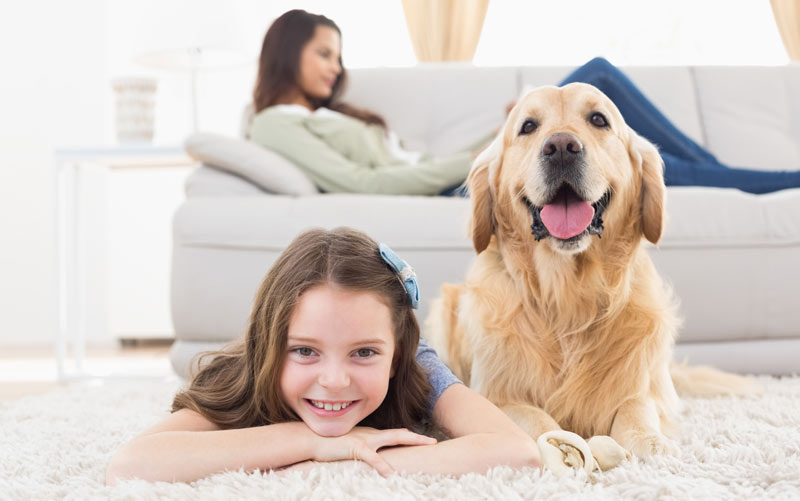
[373,428,437,449]
[356,447,394,477]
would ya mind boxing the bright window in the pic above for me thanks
[324,0,789,67]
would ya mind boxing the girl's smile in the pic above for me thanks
[305,398,359,417]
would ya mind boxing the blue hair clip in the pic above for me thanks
[379,243,420,309]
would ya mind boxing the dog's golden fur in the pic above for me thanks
[426,83,750,456]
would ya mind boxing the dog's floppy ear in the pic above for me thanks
[630,134,666,244]
[468,135,502,254]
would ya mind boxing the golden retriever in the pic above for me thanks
[425,83,753,461]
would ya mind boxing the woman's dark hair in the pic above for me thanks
[252,9,386,128]
[172,227,431,433]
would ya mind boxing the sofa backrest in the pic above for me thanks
[343,66,517,155]
[693,65,800,171]
[345,64,800,171]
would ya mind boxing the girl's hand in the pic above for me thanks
[312,426,437,476]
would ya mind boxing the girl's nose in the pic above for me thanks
[318,362,349,390]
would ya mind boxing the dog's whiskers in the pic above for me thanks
[511,186,528,206]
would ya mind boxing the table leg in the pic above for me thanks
[73,162,85,373]
[54,159,67,381]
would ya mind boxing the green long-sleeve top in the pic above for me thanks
[248,105,474,195]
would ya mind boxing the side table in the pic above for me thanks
[53,145,195,381]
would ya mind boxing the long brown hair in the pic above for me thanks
[252,9,386,128]
[172,227,431,432]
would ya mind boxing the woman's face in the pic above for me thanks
[297,25,342,100]
[280,283,395,437]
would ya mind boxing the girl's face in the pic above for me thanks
[297,25,342,101]
[280,283,395,437]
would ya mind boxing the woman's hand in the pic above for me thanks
[311,426,437,476]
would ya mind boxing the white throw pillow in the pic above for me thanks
[184,132,319,195]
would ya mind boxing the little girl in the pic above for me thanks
[106,227,540,484]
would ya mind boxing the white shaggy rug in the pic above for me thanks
[2,375,800,500]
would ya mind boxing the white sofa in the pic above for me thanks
[170,64,800,378]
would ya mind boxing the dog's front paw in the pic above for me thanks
[587,435,631,471]
[536,430,597,477]
[624,432,679,457]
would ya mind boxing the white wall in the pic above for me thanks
[0,1,109,347]
[0,0,788,347]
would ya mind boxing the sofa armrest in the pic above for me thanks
[184,132,319,195]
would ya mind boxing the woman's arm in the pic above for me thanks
[376,383,541,475]
[106,409,435,484]
[250,113,471,195]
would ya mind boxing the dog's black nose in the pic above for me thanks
[542,132,583,158]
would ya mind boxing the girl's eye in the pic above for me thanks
[519,119,537,135]
[355,348,375,358]
[590,112,608,128]
[295,347,314,357]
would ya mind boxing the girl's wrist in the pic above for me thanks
[289,421,325,462]
[260,421,321,467]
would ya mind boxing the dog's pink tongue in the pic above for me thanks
[540,190,595,239]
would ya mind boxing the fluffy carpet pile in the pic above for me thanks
[1,375,799,500]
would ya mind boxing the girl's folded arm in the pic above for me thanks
[105,408,317,485]
[377,383,541,475]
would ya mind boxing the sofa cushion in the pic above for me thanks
[172,194,475,329]
[653,187,800,345]
[693,66,800,171]
[174,194,472,250]
[661,186,800,247]
[184,132,318,195]
[788,65,800,153]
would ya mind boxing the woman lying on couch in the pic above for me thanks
[250,9,800,196]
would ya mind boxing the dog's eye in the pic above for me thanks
[590,112,608,128]
[519,119,537,135]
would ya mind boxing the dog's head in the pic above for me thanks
[469,83,665,256]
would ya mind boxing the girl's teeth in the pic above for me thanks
[311,400,350,410]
